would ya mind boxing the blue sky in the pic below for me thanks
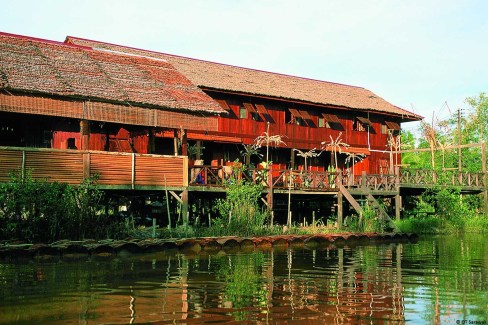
[1,0,487,131]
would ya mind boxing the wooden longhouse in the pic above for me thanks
[1,32,486,228]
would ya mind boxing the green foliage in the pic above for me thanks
[396,187,487,234]
[394,216,444,234]
[207,160,270,237]
[0,172,127,243]
[346,205,386,233]
[402,92,487,172]
[421,188,475,223]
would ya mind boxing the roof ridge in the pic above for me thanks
[1,31,92,50]
[65,36,364,90]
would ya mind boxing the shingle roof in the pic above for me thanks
[0,32,224,114]
[66,36,422,120]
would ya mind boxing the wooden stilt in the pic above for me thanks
[395,194,402,221]
[181,189,189,226]
[337,192,343,228]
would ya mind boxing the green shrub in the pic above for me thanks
[0,172,127,243]
[208,160,269,237]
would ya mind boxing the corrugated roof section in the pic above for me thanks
[0,32,225,114]
[65,36,422,121]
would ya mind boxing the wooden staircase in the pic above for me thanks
[339,184,396,230]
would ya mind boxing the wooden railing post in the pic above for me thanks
[21,150,26,180]
[131,153,135,189]
[82,152,90,180]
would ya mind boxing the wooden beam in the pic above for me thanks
[80,119,90,150]
[169,190,183,204]
[395,195,402,221]
[181,189,189,226]
[398,142,484,153]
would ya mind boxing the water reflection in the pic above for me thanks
[0,235,487,324]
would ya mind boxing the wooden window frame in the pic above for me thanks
[355,116,373,132]
[288,108,304,126]
[385,121,401,131]
[322,113,342,128]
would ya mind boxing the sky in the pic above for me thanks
[1,0,487,131]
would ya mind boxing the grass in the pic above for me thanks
[394,214,488,234]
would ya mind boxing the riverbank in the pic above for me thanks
[0,232,418,260]
[394,215,488,234]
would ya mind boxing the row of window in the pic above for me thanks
[217,100,400,134]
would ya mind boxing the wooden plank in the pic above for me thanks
[322,113,341,124]
[169,190,183,204]
[288,108,303,119]
[0,150,23,182]
[215,99,231,111]
[243,103,258,113]
[357,116,373,127]
[339,184,363,215]
[385,121,400,130]
[25,151,84,184]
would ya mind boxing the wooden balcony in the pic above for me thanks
[189,165,486,194]
[0,146,188,190]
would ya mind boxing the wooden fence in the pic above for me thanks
[0,146,188,189]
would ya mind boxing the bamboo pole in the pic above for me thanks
[164,175,171,230]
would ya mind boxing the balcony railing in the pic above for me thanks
[0,146,188,189]
[189,165,486,193]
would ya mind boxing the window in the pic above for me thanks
[381,124,388,134]
[67,138,77,149]
[288,108,304,126]
[239,106,247,119]
[385,121,401,134]
[354,117,373,132]
[354,119,366,132]
[322,113,342,128]
[318,116,330,128]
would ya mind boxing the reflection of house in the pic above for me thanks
[0,31,430,226]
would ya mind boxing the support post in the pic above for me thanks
[173,129,179,156]
[395,194,402,221]
[181,128,188,157]
[181,189,189,226]
[337,191,343,228]
[290,149,295,169]
[267,167,273,210]
[80,120,90,150]
[196,141,202,160]
[361,171,367,189]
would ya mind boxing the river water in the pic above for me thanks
[0,234,487,324]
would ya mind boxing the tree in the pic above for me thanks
[321,132,349,170]
[292,148,321,171]
[253,122,287,166]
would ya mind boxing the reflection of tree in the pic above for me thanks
[216,252,268,320]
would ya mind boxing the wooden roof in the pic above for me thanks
[0,32,224,114]
[66,36,422,121]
